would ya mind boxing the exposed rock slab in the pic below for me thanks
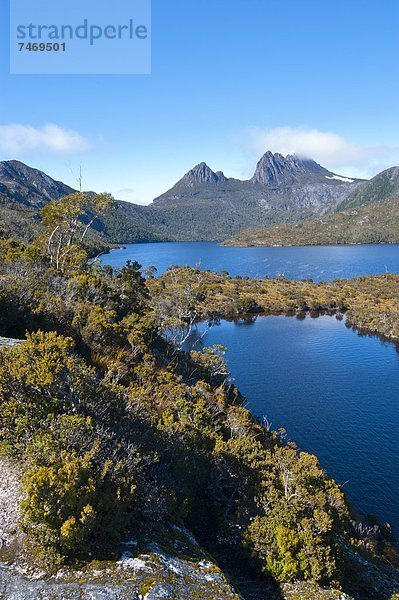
[0,458,22,548]
[0,337,22,349]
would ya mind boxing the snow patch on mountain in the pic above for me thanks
[325,175,355,183]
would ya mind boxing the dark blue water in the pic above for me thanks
[200,315,399,533]
[102,241,399,281]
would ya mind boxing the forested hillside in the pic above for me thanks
[224,195,399,247]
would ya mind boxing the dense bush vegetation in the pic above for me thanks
[0,233,397,594]
[150,266,399,343]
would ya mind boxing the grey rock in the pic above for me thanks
[0,337,23,349]
[0,458,22,548]
[180,162,227,187]
[143,583,174,598]
[251,151,335,185]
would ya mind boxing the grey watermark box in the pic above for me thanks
[10,0,151,74]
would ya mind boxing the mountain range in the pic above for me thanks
[148,152,365,240]
[0,154,398,246]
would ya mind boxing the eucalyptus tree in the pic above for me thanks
[39,192,114,271]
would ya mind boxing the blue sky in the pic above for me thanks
[1,0,399,204]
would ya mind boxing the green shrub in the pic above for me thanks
[21,415,137,563]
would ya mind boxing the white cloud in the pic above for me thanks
[117,187,135,195]
[242,126,399,178]
[0,123,90,155]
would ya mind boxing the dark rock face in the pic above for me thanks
[251,152,333,185]
[0,160,74,208]
[180,162,227,187]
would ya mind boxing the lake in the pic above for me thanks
[103,242,399,533]
[102,241,399,281]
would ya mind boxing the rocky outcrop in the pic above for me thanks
[0,522,239,599]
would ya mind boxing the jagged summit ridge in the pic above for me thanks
[180,162,227,187]
[251,151,332,185]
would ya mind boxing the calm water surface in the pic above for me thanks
[201,315,399,533]
[103,241,399,281]
[104,242,399,532]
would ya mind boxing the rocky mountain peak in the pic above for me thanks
[180,162,227,187]
[251,151,331,185]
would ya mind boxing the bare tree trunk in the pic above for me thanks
[47,225,60,264]
[80,215,97,242]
